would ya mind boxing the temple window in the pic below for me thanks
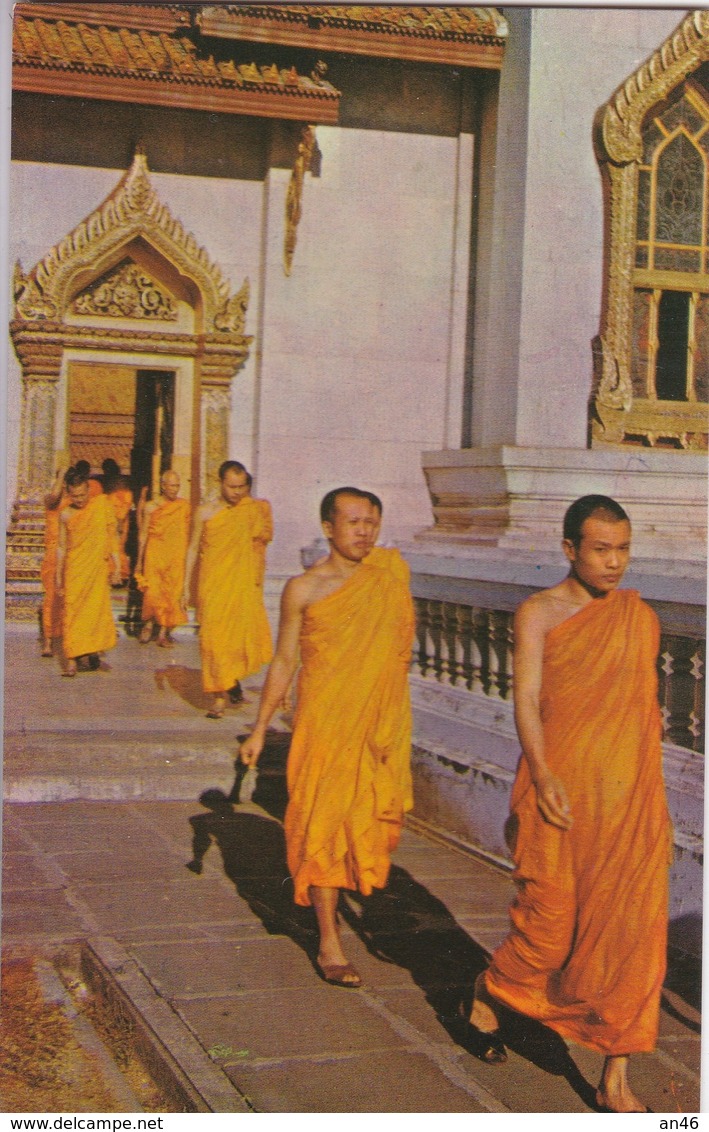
[591,28,709,451]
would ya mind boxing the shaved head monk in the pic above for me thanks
[56,468,121,676]
[135,470,191,647]
[466,494,671,1113]
[41,460,103,657]
[184,461,273,718]
[240,487,415,988]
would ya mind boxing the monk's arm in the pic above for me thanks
[513,600,572,830]
[183,506,206,606]
[240,577,305,766]
[136,501,155,574]
[253,500,273,550]
[107,506,121,585]
[45,462,69,510]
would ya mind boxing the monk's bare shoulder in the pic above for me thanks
[278,571,317,616]
[284,559,356,611]
[515,582,584,639]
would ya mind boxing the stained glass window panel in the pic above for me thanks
[654,133,704,248]
[655,247,701,272]
[636,169,650,241]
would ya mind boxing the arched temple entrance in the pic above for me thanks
[6,149,253,617]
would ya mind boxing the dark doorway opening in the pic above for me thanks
[656,290,690,401]
[131,370,175,501]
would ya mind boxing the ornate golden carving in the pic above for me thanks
[13,8,341,122]
[595,336,632,412]
[284,125,316,277]
[591,12,709,450]
[13,149,249,332]
[598,10,709,166]
[203,5,508,67]
[8,148,254,614]
[202,386,231,494]
[72,259,178,321]
[214,279,250,335]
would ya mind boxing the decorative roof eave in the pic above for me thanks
[12,7,341,123]
[12,149,252,334]
[12,62,340,123]
[15,3,191,35]
[198,5,507,70]
[596,8,709,166]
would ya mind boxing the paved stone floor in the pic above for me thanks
[2,623,702,1113]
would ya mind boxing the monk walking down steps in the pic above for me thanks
[56,467,121,677]
[240,487,414,989]
[466,494,671,1114]
[184,461,273,719]
[135,470,190,647]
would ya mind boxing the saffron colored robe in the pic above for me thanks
[42,482,102,639]
[62,494,118,658]
[107,486,133,580]
[486,588,672,1055]
[139,498,191,629]
[252,498,273,587]
[285,548,415,907]
[197,497,273,693]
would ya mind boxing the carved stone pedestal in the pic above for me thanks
[419,444,708,563]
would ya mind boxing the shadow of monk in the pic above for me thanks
[154,664,212,712]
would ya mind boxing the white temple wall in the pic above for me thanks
[254,126,469,572]
[473,7,691,451]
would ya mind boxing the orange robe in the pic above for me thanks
[139,498,191,630]
[197,497,273,693]
[486,589,672,1055]
[285,548,415,907]
[252,498,273,586]
[41,482,102,639]
[107,486,133,581]
[62,494,118,658]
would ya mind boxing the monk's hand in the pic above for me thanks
[534,772,572,829]
[240,727,265,767]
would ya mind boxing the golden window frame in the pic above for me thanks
[590,9,709,450]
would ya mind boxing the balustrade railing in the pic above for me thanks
[412,596,705,754]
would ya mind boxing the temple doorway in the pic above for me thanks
[67,362,175,500]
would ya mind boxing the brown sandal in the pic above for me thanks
[316,960,362,989]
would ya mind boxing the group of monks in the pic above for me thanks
[41,457,273,701]
[39,469,671,1113]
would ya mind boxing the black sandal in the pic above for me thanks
[462,1021,507,1064]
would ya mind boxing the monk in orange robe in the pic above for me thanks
[56,469,121,676]
[41,461,101,656]
[241,487,414,989]
[102,458,133,582]
[184,460,273,718]
[135,470,191,646]
[467,495,671,1114]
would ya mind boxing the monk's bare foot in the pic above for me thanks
[207,695,226,719]
[465,970,507,1063]
[139,622,153,644]
[596,1056,647,1112]
[156,633,173,648]
[63,659,77,677]
[470,971,500,1033]
[41,639,53,657]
